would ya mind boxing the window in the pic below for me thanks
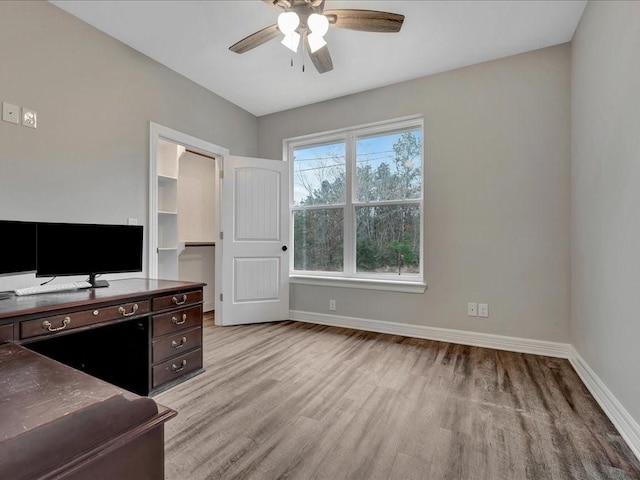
[287,117,425,292]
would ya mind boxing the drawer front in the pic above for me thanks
[20,300,150,340]
[152,326,202,363]
[0,323,13,344]
[152,290,202,311]
[152,305,202,338]
[152,348,202,389]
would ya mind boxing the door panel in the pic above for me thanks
[234,168,281,240]
[234,257,280,302]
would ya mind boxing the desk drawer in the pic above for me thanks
[20,300,150,340]
[152,290,202,311]
[152,326,202,363]
[152,305,202,338]
[0,323,13,344]
[152,348,202,389]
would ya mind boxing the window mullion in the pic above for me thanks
[352,199,421,208]
[343,132,355,276]
[291,204,346,212]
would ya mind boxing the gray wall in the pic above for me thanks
[259,44,571,342]
[0,1,257,289]
[571,1,640,424]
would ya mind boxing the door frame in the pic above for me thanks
[148,122,229,321]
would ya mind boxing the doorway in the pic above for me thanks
[149,123,229,316]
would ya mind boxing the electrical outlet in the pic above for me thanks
[22,108,37,128]
[329,299,336,311]
[479,303,489,318]
[127,218,138,226]
[467,302,478,317]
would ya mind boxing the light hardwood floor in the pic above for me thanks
[156,314,640,480]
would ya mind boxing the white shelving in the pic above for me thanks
[157,140,180,178]
[158,176,178,213]
[156,140,184,280]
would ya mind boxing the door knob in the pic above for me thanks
[282,246,288,251]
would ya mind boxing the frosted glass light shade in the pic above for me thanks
[307,33,327,53]
[278,11,300,34]
[281,31,301,52]
[308,13,329,37]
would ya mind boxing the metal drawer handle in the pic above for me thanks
[42,317,71,332]
[171,313,187,325]
[118,304,139,317]
[172,295,187,306]
[172,360,187,372]
[172,337,187,349]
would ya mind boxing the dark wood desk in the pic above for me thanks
[0,343,177,480]
[0,278,206,396]
[0,278,206,479]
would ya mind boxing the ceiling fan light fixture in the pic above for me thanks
[281,31,301,52]
[278,11,300,52]
[307,13,329,53]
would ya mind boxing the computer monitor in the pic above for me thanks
[36,222,143,288]
[0,220,37,276]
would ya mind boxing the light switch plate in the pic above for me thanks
[22,108,37,128]
[468,302,478,317]
[2,102,20,124]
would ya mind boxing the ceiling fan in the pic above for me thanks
[229,0,405,74]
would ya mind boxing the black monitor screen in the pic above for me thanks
[36,222,143,279]
[0,220,37,275]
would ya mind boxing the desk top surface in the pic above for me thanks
[0,343,177,479]
[0,343,159,441]
[0,278,205,320]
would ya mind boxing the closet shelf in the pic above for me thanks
[158,174,178,182]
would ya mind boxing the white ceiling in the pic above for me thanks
[49,0,587,117]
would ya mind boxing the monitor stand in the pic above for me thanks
[89,274,109,288]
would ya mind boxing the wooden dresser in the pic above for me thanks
[0,278,206,396]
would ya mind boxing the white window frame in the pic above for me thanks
[285,115,426,293]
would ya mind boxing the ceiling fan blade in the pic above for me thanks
[324,9,405,33]
[229,24,280,54]
[305,37,333,74]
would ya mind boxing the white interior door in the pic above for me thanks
[218,156,289,325]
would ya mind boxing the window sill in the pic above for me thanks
[289,275,427,294]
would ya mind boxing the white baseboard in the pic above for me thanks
[289,310,571,358]
[568,346,640,461]
[203,301,215,313]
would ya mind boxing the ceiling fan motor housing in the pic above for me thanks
[270,0,324,8]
